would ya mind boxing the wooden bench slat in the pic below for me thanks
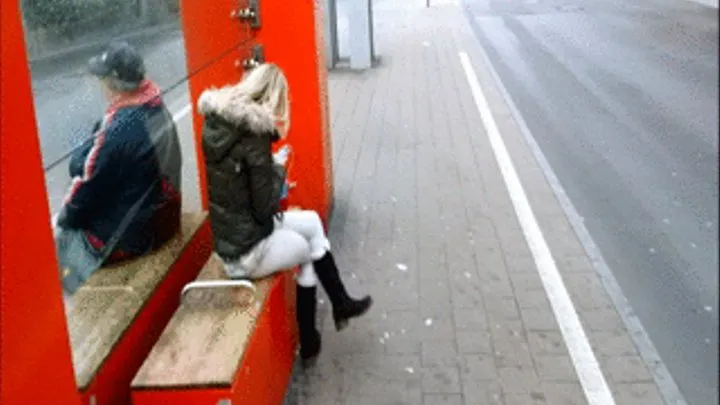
[66,212,207,389]
[78,213,207,301]
[68,290,141,385]
[131,255,275,388]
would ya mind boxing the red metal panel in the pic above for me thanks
[179,0,334,224]
[0,2,82,404]
[254,0,334,225]
[178,0,256,211]
[231,271,298,405]
[132,387,231,405]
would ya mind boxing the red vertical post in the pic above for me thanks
[178,0,256,211]
[255,0,335,224]
[0,2,82,405]
[180,0,334,224]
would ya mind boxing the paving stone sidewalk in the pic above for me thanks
[289,2,671,404]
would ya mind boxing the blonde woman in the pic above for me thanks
[197,63,372,367]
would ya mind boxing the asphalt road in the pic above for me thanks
[462,0,718,403]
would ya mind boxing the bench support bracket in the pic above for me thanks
[181,279,257,301]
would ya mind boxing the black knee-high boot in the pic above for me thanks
[296,285,321,368]
[313,252,373,331]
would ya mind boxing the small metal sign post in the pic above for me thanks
[323,0,340,69]
[349,0,375,69]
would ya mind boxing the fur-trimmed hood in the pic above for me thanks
[198,86,276,163]
[197,86,275,133]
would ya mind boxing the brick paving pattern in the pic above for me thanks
[287,2,670,404]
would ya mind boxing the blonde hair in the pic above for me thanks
[232,63,290,134]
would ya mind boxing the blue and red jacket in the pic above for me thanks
[58,80,182,262]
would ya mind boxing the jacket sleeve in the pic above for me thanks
[69,137,94,178]
[243,131,285,224]
[57,127,117,229]
[68,120,102,178]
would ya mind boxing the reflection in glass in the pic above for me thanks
[20,0,187,215]
[18,0,192,376]
[54,40,183,294]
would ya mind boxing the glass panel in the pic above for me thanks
[21,0,197,214]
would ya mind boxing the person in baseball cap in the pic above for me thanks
[54,40,183,294]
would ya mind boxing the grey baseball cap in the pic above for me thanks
[88,41,146,90]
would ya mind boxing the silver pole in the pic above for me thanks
[323,0,339,69]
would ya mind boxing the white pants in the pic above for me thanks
[222,210,330,287]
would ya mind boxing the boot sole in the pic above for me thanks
[334,297,373,331]
[300,355,319,369]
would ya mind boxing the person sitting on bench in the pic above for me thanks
[54,41,182,295]
[197,63,372,368]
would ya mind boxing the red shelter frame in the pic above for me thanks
[182,0,334,224]
[0,0,333,403]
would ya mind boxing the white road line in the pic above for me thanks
[684,0,718,8]
[458,51,615,405]
[172,103,192,122]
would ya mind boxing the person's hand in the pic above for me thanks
[273,145,292,166]
[51,212,59,233]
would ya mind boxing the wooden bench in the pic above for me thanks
[65,212,212,405]
[131,255,298,405]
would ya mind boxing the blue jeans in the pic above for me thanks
[54,227,103,295]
